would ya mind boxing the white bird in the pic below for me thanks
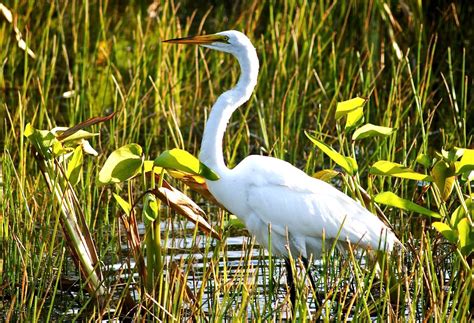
[164,30,400,303]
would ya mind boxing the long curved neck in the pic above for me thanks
[199,47,259,175]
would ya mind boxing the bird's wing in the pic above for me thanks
[238,156,397,250]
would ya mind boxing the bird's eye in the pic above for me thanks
[222,36,230,43]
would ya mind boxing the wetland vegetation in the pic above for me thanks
[1,0,473,321]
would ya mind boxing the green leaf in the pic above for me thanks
[143,193,159,223]
[455,149,474,175]
[144,160,165,175]
[51,140,67,156]
[51,127,99,143]
[24,123,65,158]
[352,123,394,140]
[374,191,441,218]
[457,218,473,255]
[67,146,83,186]
[113,193,131,216]
[335,97,366,119]
[450,196,473,228]
[98,144,143,184]
[305,132,358,175]
[313,169,339,182]
[24,123,35,138]
[335,97,366,129]
[345,107,364,129]
[431,160,456,201]
[154,148,219,181]
[432,222,457,243]
[370,161,433,181]
[416,153,432,168]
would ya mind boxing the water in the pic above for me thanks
[51,215,428,320]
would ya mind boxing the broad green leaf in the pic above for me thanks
[168,170,206,184]
[62,130,99,142]
[416,153,432,168]
[305,132,358,175]
[335,97,366,119]
[335,97,366,129]
[144,160,165,175]
[345,107,364,129]
[51,127,99,143]
[154,148,219,181]
[24,123,63,158]
[352,123,394,140]
[98,144,143,184]
[67,146,83,186]
[457,218,473,255]
[313,169,339,182]
[24,123,35,138]
[370,161,432,181]
[374,191,441,218]
[432,222,457,243]
[455,149,474,175]
[51,140,67,156]
[450,196,473,228]
[143,193,159,223]
[431,160,455,201]
[113,193,131,216]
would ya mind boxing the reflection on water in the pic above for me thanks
[53,217,416,320]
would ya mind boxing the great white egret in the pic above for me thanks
[164,30,400,305]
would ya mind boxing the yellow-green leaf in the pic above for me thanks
[24,123,35,137]
[352,123,394,140]
[431,160,456,201]
[455,149,474,175]
[168,170,206,184]
[113,193,131,216]
[143,193,159,223]
[313,169,340,182]
[24,123,61,158]
[450,196,473,228]
[98,144,143,184]
[374,191,441,218]
[416,153,432,168]
[370,161,432,181]
[67,146,83,186]
[457,218,473,255]
[305,132,358,175]
[51,127,99,143]
[432,222,457,243]
[154,148,219,181]
[335,97,366,119]
[144,160,165,175]
[51,140,67,156]
[345,107,364,129]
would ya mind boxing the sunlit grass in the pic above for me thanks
[1,0,472,321]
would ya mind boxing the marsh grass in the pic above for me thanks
[1,0,473,321]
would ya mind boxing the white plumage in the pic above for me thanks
[165,30,400,261]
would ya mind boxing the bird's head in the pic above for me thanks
[163,30,253,56]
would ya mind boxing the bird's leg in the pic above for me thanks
[301,257,323,307]
[284,258,296,311]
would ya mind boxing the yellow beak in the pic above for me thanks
[163,34,228,45]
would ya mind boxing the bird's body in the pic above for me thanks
[206,154,400,258]
[165,30,399,262]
